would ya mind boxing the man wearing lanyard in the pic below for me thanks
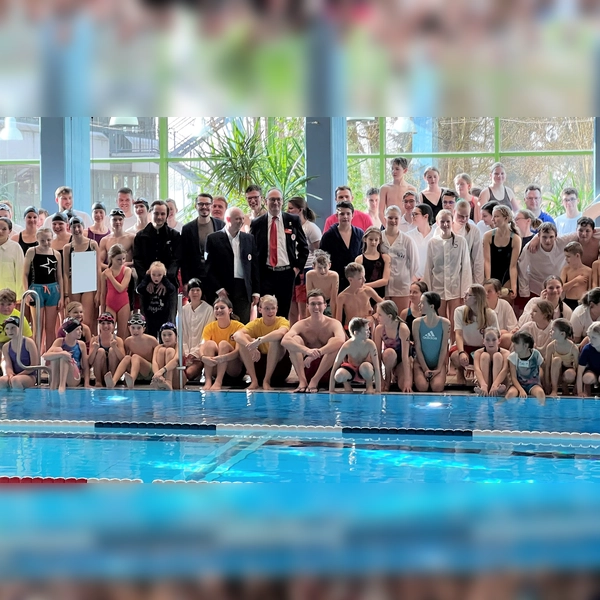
[250,188,309,318]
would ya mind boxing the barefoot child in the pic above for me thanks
[329,317,381,394]
[374,300,412,392]
[0,316,39,389]
[336,262,383,331]
[545,318,579,397]
[561,241,592,310]
[506,331,545,402]
[306,250,339,317]
[104,313,158,389]
[473,327,510,397]
[88,313,125,388]
[100,243,132,340]
[379,157,417,225]
[576,322,600,397]
[151,322,184,390]
[43,318,90,392]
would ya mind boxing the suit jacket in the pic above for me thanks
[180,216,225,285]
[205,230,259,302]
[133,223,181,287]
[249,212,309,274]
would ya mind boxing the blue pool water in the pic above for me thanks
[2,388,600,482]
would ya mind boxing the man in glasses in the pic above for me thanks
[250,188,308,318]
[282,289,345,393]
[244,184,267,231]
[181,193,225,286]
[555,187,582,235]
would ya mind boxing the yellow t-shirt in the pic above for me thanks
[243,317,290,354]
[202,320,245,349]
[0,309,33,344]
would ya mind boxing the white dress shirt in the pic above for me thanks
[43,209,93,229]
[267,213,290,267]
[226,229,244,279]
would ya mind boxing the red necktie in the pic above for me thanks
[269,216,278,267]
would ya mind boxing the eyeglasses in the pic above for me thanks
[197,202,212,208]
[247,195,261,201]
[268,198,283,203]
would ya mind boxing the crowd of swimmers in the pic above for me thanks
[0,159,600,400]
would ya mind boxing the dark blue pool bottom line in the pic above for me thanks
[94,422,217,431]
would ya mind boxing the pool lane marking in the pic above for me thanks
[182,437,249,481]
[201,436,269,482]
[473,429,600,441]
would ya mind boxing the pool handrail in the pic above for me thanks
[176,292,184,389]
[16,289,51,386]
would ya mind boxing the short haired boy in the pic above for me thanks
[561,241,592,310]
[305,250,339,318]
[104,314,159,389]
[379,157,417,225]
[335,263,383,330]
[329,317,381,394]
[233,295,291,391]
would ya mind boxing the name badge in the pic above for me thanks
[284,229,292,234]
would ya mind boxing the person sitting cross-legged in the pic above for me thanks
[233,295,291,391]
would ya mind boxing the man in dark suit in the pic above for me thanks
[250,188,309,318]
[180,193,225,288]
[205,207,260,324]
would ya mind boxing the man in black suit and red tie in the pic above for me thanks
[250,188,309,318]
[205,207,260,324]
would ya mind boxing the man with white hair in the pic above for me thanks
[205,206,259,324]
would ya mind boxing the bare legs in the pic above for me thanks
[239,341,286,391]
[105,354,152,389]
[202,341,243,391]
[92,348,119,388]
[474,353,506,396]
[413,361,446,393]
[381,348,398,392]
[549,358,576,397]
[333,362,375,393]
[43,352,80,393]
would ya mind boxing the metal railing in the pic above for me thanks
[176,293,185,390]
[16,290,51,386]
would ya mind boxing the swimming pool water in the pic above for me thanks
[2,389,600,482]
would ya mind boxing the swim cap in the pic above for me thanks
[23,206,38,217]
[97,312,115,324]
[62,318,81,334]
[159,322,177,334]
[187,278,202,291]
[69,216,84,228]
[128,313,146,327]
[4,316,19,328]
[91,202,106,212]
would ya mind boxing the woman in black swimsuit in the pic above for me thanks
[12,206,39,256]
[420,166,445,221]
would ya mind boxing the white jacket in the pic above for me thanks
[381,230,419,296]
[407,226,436,279]
[423,234,473,300]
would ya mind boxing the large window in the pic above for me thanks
[347,117,594,214]
[0,118,40,218]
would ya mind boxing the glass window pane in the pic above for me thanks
[91,162,159,208]
[386,118,495,155]
[500,118,594,152]
[499,155,594,216]
[401,156,495,192]
[0,118,40,160]
[168,163,205,224]
[90,118,158,160]
[0,164,40,220]
[348,157,381,211]
[347,118,379,155]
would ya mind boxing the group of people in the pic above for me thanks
[1,159,600,399]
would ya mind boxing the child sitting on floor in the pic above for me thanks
[43,318,90,392]
[576,322,600,397]
[545,318,579,397]
[306,250,339,317]
[88,312,125,388]
[151,322,184,390]
[0,316,39,389]
[472,327,510,397]
[329,317,381,394]
[104,314,158,389]
[506,331,545,403]
[335,262,383,331]
[518,299,554,355]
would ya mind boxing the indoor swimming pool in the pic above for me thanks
[1,389,600,483]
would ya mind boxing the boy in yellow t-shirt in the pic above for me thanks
[233,295,291,390]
